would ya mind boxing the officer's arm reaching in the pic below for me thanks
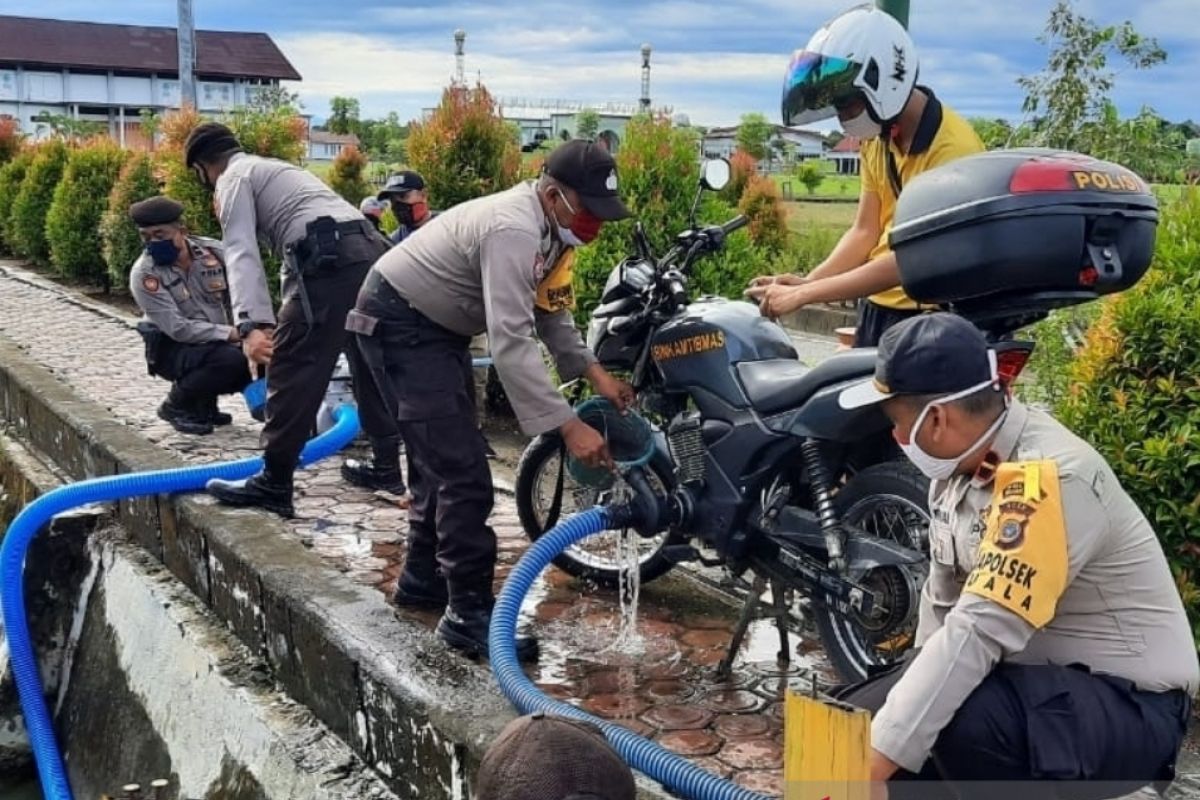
[214,174,274,364]
[130,269,235,344]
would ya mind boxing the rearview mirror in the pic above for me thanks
[700,158,731,191]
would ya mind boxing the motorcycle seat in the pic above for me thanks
[736,350,878,415]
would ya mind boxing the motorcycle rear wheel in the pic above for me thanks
[812,460,931,683]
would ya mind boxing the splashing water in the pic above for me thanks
[605,529,645,655]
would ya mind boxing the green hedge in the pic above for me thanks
[0,149,35,254]
[46,141,128,284]
[1057,187,1200,643]
[100,152,161,287]
[8,140,69,265]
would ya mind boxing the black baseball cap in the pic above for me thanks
[544,139,631,221]
[377,170,426,199]
[839,313,998,409]
[475,713,636,800]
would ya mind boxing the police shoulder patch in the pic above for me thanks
[142,275,160,293]
[964,460,1069,628]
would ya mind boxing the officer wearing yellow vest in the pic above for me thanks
[348,139,635,660]
[835,314,1197,798]
[746,5,984,346]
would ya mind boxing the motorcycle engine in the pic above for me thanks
[667,412,705,484]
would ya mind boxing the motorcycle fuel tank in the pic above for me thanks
[651,297,797,410]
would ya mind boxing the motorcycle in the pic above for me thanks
[514,158,1042,681]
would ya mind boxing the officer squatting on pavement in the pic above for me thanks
[182,122,404,518]
[349,139,636,661]
[128,196,251,437]
[834,313,1198,799]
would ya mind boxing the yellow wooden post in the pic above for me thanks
[783,689,871,800]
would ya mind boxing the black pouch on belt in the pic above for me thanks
[305,215,341,272]
[135,321,166,377]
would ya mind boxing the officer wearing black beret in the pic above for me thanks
[129,196,250,435]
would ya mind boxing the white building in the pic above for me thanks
[826,135,863,176]
[307,131,360,162]
[0,15,300,148]
[701,124,827,166]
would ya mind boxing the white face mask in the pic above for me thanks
[549,188,585,247]
[842,110,882,140]
[898,378,1008,482]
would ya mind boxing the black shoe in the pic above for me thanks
[158,401,214,436]
[392,566,450,610]
[206,473,295,518]
[341,459,406,495]
[436,604,539,663]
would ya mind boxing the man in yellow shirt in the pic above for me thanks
[747,4,984,346]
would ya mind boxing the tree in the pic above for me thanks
[247,85,302,113]
[101,152,161,287]
[30,113,104,142]
[9,139,69,265]
[576,109,601,141]
[736,113,773,161]
[328,144,372,206]
[46,140,128,285]
[138,109,161,150]
[1079,104,1185,183]
[0,117,22,165]
[328,96,361,136]
[721,149,758,204]
[738,174,789,253]
[969,117,1016,150]
[406,83,521,210]
[1018,0,1167,151]
[793,160,825,195]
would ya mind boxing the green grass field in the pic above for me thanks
[786,200,857,233]
[772,171,861,200]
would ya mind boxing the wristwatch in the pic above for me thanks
[237,321,267,338]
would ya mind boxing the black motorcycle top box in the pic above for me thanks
[890,149,1158,326]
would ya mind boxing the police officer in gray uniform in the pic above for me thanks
[836,313,1198,799]
[183,123,400,517]
[350,140,635,659]
[129,196,250,436]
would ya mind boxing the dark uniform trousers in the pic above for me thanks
[156,340,251,408]
[835,655,1191,800]
[261,227,398,479]
[348,270,496,598]
[853,299,924,347]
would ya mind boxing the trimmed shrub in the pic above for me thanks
[407,83,521,209]
[157,107,219,236]
[328,144,372,206]
[793,160,825,195]
[1056,187,1200,643]
[738,174,789,254]
[721,149,757,205]
[9,139,69,265]
[0,149,35,253]
[101,152,161,286]
[46,139,128,285]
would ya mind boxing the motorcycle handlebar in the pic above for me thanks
[722,215,749,235]
[666,276,688,306]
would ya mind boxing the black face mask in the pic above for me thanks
[146,238,181,267]
[391,200,416,227]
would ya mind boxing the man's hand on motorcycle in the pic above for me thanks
[242,328,274,365]
[747,273,808,289]
[587,367,636,413]
[746,283,811,319]
[561,418,614,470]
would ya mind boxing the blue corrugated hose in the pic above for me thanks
[489,507,772,800]
[0,405,361,800]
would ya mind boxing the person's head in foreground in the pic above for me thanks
[475,712,637,800]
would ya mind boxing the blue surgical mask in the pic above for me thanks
[146,238,180,267]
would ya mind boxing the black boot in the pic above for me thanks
[203,396,233,426]
[157,399,214,436]
[206,470,295,518]
[341,459,406,494]
[437,588,539,663]
[392,533,448,609]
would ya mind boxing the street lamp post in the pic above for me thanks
[876,0,910,28]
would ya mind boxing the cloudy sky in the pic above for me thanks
[6,0,1197,127]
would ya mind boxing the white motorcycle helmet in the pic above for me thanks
[782,4,918,132]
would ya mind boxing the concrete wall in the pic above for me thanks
[0,338,669,798]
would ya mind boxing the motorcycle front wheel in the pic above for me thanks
[812,460,931,683]
[514,432,680,587]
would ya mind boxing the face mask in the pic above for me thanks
[552,189,602,246]
[841,110,883,140]
[393,199,429,227]
[895,378,1008,481]
[146,238,181,267]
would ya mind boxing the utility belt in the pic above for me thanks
[282,216,376,334]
